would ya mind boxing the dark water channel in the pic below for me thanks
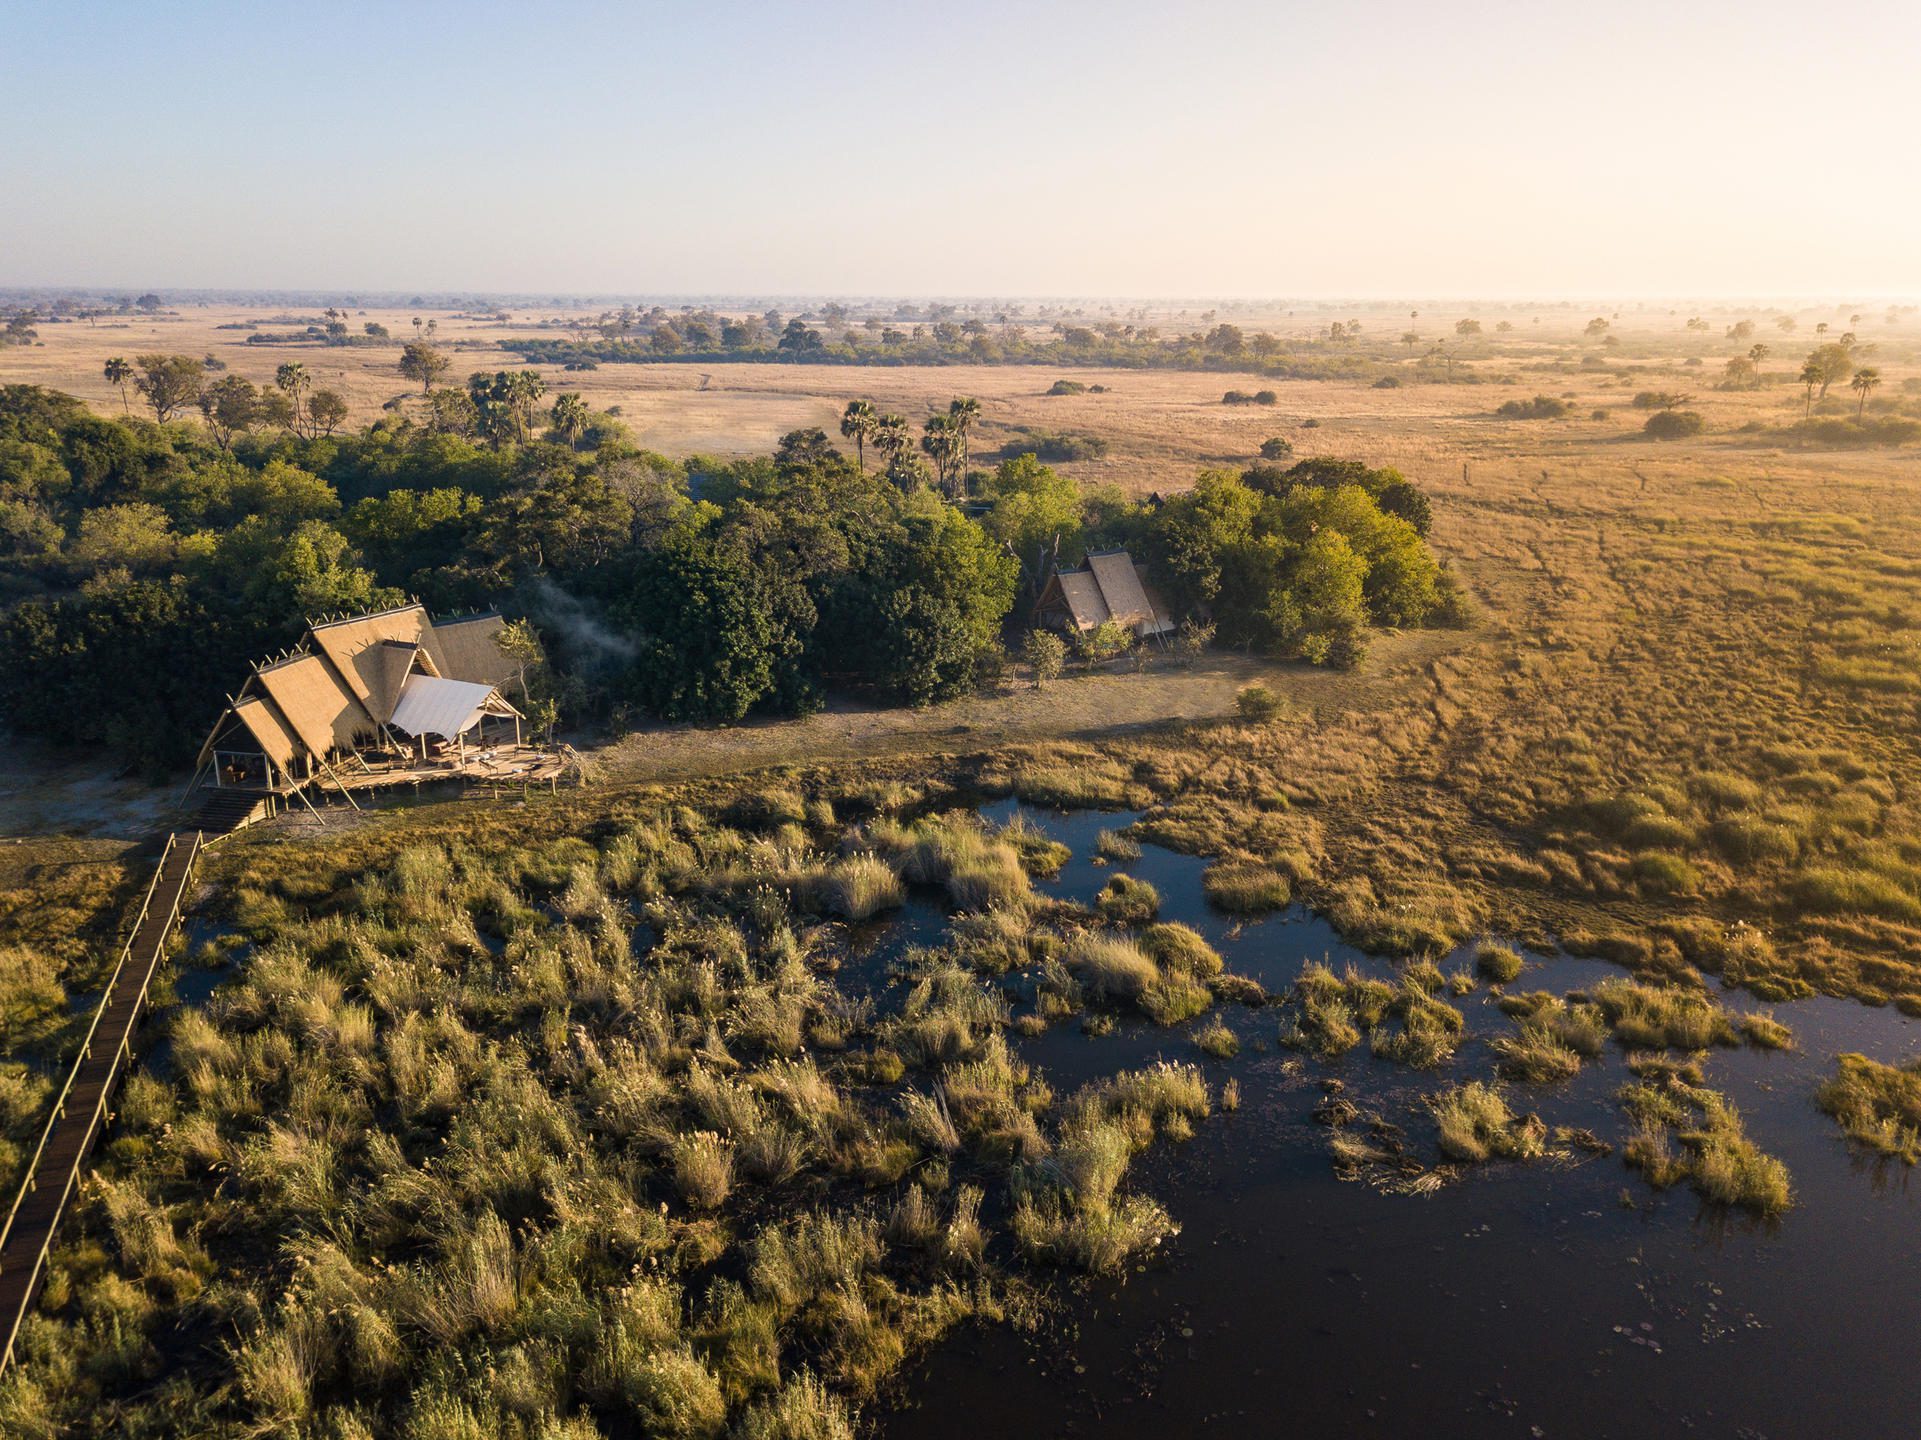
[880,803,1921,1440]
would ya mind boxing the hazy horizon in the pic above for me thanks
[5,0,1920,298]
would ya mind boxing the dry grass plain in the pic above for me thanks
[15,300,1917,494]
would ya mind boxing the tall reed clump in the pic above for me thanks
[1202,860,1293,915]
[1064,931,1209,1024]
[1619,1076,1792,1213]
[1815,1053,1921,1163]
[1430,1081,1547,1162]
[1585,977,1745,1050]
[1489,991,1608,1082]
[813,854,906,921]
[1281,960,1458,1065]
[869,814,1033,912]
[1010,1063,1207,1274]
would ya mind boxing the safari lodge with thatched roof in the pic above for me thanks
[1032,548,1177,641]
[189,603,569,828]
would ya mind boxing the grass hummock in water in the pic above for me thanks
[1429,1081,1547,1162]
[1095,873,1162,924]
[1619,1075,1792,1214]
[1202,860,1293,915]
[1815,1053,1921,1163]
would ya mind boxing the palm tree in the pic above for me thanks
[550,393,590,447]
[1799,359,1821,420]
[1747,342,1769,377]
[873,412,912,468]
[1851,367,1882,420]
[921,414,965,497]
[103,356,133,414]
[840,399,877,470]
[506,370,546,442]
[947,396,981,483]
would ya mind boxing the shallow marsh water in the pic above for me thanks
[883,803,1921,1440]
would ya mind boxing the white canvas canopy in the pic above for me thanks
[388,675,517,741]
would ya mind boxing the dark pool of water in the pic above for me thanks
[878,804,1921,1440]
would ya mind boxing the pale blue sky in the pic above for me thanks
[3,0,1916,298]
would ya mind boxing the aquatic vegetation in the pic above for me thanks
[1815,1053,1921,1163]
[1585,977,1744,1050]
[813,853,907,920]
[1475,943,1525,983]
[1096,873,1162,924]
[1738,1011,1795,1050]
[1430,1081,1546,1162]
[1095,828,1144,862]
[1282,961,1458,1068]
[869,813,1034,912]
[1490,992,1608,1082]
[996,812,1071,876]
[1619,1076,1792,1213]
[1140,972,1213,1026]
[1368,988,1466,1069]
[1193,1018,1240,1058]
[1139,922,1223,977]
[1063,932,1159,1004]
[1202,860,1293,914]
[6,798,1228,1439]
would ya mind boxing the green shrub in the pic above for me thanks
[1235,684,1283,722]
[1643,409,1705,440]
[1496,395,1569,419]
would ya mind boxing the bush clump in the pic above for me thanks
[1496,395,1569,419]
[1643,409,1706,440]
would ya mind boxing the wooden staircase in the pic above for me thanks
[192,788,272,837]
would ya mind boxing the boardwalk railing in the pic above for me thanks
[0,830,202,1376]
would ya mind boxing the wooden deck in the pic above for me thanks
[0,832,201,1376]
[328,743,573,794]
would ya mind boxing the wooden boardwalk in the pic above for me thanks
[0,831,201,1375]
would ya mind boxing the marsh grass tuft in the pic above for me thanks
[1430,1082,1546,1162]
[1096,874,1162,924]
[1619,1076,1792,1213]
[1202,861,1293,915]
[1815,1053,1921,1163]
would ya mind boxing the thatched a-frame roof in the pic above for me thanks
[368,640,437,725]
[228,696,300,775]
[1034,549,1175,637]
[308,603,437,718]
[253,653,370,756]
[427,614,520,695]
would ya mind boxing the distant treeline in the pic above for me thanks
[506,315,1408,380]
[0,380,1457,770]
